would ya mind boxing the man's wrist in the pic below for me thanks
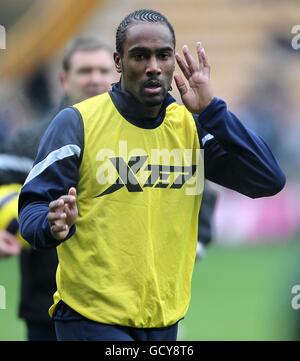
[198,95,214,113]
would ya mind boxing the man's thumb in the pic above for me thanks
[68,187,77,197]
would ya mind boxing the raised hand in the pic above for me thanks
[174,42,214,113]
[48,187,78,241]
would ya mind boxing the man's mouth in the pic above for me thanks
[143,80,162,95]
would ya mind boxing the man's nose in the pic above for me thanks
[90,71,103,84]
[146,56,161,76]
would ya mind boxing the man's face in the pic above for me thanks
[114,23,175,108]
[61,49,115,103]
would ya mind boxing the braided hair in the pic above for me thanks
[116,9,176,55]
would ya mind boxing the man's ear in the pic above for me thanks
[59,71,67,91]
[114,52,122,73]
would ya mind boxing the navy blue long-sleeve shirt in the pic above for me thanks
[198,97,285,197]
[19,86,286,250]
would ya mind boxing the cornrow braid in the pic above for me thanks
[116,9,176,55]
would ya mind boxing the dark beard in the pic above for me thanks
[143,97,164,107]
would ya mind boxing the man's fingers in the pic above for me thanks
[49,195,76,212]
[175,53,191,80]
[48,211,67,222]
[64,203,73,217]
[49,190,77,211]
[197,42,210,75]
[48,190,77,240]
[174,74,188,97]
[196,42,204,69]
[182,45,198,74]
[49,198,64,211]
[201,48,209,68]
[58,195,76,204]
[50,224,68,234]
[50,220,69,240]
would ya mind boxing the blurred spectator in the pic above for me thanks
[196,183,218,259]
[23,65,54,119]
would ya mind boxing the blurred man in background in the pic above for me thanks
[196,183,218,259]
[0,36,115,340]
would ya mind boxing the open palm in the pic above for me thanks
[174,42,213,113]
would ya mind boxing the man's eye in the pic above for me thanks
[78,69,91,74]
[99,69,111,75]
[133,54,145,60]
[159,53,170,60]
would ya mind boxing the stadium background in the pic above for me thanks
[0,0,299,340]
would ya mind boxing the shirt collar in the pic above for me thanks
[109,82,176,129]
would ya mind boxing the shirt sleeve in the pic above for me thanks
[18,107,84,249]
[195,97,286,198]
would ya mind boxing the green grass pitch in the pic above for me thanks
[0,240,299,340]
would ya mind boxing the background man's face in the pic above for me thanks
[115,22,175,108]
[61,48,115,103]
